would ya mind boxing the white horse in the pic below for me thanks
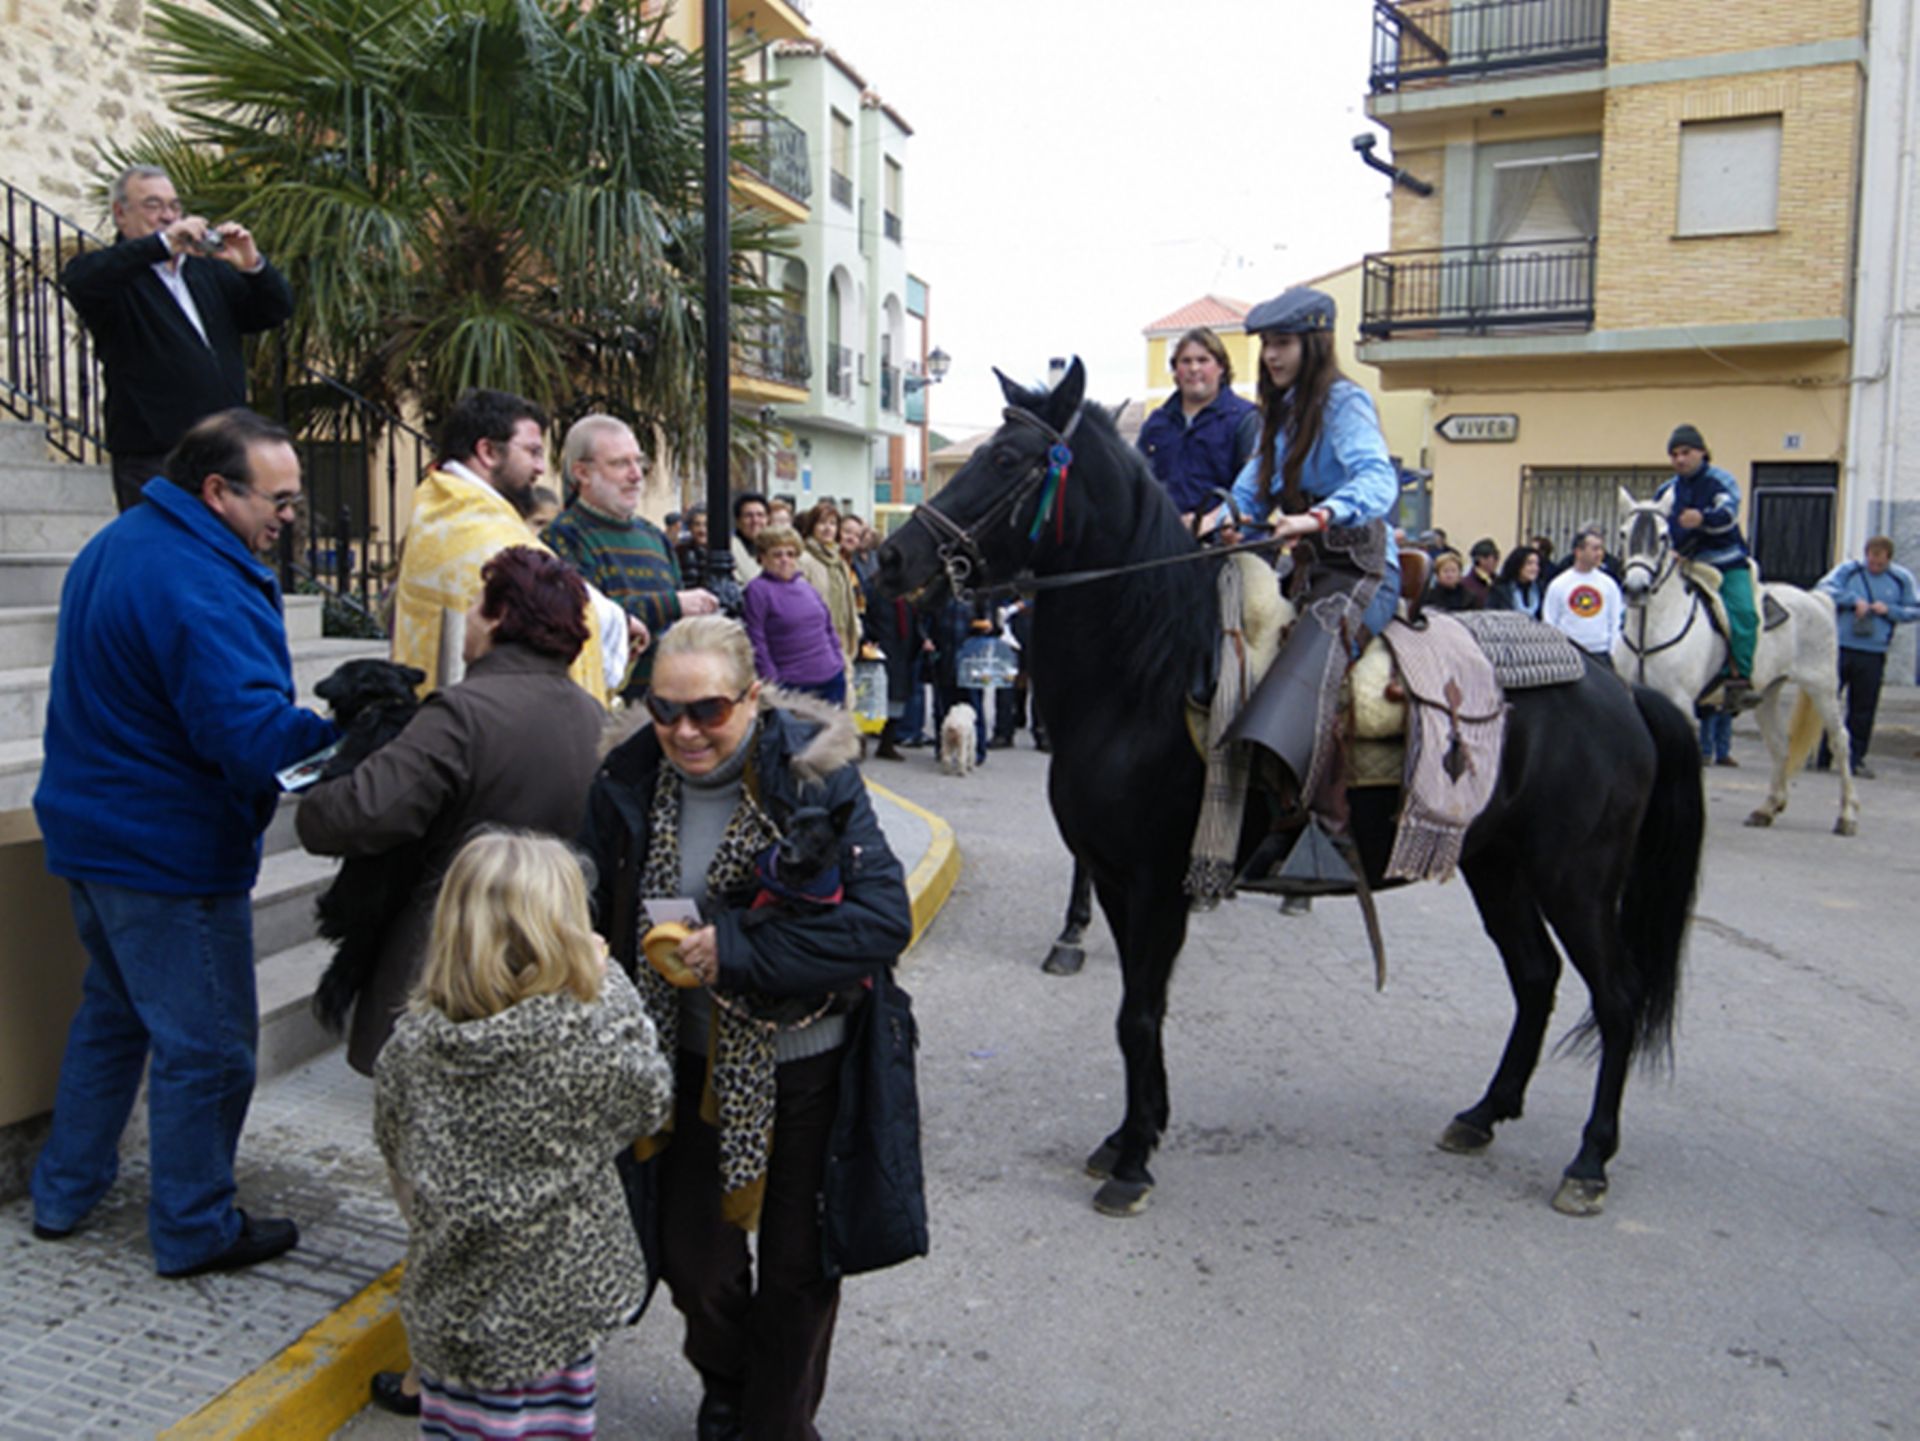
[1613,490,1857,836]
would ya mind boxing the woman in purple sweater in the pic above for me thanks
[742,524,848,703]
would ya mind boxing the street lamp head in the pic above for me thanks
[927,347,951,382]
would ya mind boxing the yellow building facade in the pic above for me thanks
[1361,0,1864,579]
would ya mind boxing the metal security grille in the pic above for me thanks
[1519,465,1666,558]
[1750,462,1837,590]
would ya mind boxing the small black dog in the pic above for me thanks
[308,659,425,1033]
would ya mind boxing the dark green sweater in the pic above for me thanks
[543,500,682,686]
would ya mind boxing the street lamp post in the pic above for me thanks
[701,0,739,613]
[904,347,950,502]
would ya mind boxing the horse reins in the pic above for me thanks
[910,403,1295,602]
[1618,538,1700,683]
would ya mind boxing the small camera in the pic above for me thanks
[194,231,228,256]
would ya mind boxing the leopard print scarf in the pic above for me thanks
[635,748,787,1231]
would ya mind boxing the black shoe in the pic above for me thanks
[1713,755,1739,768]
[31,1220,74,1241]
[369,1371,422,1417]
[875,739,904,761]
[987,736,1014,749]
[159,1210,298,1278]
[1853,762,1876,779]
[697,1388,745,1441]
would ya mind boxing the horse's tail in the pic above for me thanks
[1613,684,1704,1067]
[1783,689,1824,773]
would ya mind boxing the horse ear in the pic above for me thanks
[1616,486,1638,518]
[994,367,1028,410]
[1654,489,1675,518]
[1048,356,1087,426]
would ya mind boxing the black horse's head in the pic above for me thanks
[873,357,1090,607]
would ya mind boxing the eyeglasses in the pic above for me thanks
[133,197,184,216]
[645,688,750,729]
[225,483,306,517]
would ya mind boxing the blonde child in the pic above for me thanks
[374,832,671,1438]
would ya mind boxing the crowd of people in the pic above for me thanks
[22,162,1920,1439]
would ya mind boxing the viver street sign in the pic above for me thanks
[1435,413,1519,443]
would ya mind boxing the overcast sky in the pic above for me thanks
[807,0,1396,440]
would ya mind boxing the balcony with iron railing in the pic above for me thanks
[826,342,852,398]
[1370,0,1608,94]
[735,113,812,208]
[879,362,900,412]
[1360,238,1597,340]
[734,306,812,391]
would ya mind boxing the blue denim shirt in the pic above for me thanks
[1229,380,1400,528]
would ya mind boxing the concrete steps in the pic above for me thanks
[0,627,372,745]
[0,554,76,606]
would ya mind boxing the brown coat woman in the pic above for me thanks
[297,547,608,1075]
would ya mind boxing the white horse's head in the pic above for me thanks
[1616,488,1673,604]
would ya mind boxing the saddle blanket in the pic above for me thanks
[1447,610,1587,689]
[1380,613,1506,883]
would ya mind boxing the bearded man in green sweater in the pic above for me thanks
[544,416,719,694]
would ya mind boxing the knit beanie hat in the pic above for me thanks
[1667,423,1706,453]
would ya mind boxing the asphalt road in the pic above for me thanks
[341,708,1919,1440]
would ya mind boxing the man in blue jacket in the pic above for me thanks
[1656,423,1758,706]
[1815,536,1920,778]
[31,409,337,1277]
[1136,326,1260,524]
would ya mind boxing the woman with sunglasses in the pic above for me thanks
[741,523,848,703]
[582,615,915,1441]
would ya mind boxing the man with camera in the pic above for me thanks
[62,166,294,511]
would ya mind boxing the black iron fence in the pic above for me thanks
[737,114,812,207]
[1,180,107,464]
[735,305,811,389]
[879,362,899,412]
[0,178,425,634]
[826,342,852,398]
[829,171,853,208]
[1361,238,1596,338]
[1371,0,1608,92]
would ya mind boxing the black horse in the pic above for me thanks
[874,360,1705,1218]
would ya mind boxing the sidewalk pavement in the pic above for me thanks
[0,781,956,1441]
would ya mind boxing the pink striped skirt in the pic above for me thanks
[418,1355,597,1439]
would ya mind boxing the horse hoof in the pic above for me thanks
[1437,1119,1494,1154]
[1834,818,1857,837]
[1085,1142,1120,1180]
[1042,943,1086,976]
[1551,1176,1608,1217]
[1744,810,1774,828]
[1092,1177,1152,1217]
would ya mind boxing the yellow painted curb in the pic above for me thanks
[159,1264,408,1440]
[864,778,962,952]
[165,782,961,1440]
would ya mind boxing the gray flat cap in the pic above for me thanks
[1245,286,1336,336]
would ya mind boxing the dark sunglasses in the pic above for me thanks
[645,688,750,729]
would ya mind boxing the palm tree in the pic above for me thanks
[110,0,785,463]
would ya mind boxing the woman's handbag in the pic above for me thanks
[822,968,929,1279]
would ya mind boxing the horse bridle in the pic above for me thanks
[911,405,1086,602]
[1617,526,1697,682]
[909,403,1291,602]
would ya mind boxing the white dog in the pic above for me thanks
[939,703,978,777]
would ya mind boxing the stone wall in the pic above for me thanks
[0,0,209,222]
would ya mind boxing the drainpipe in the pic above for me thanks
[1352,133,1435,197]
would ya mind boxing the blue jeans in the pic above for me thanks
[32,881,257,1272]
[1699,709,1732,762]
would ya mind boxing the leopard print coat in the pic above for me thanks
[374,964,672,1389]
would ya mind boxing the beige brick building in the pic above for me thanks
[1360,0,1871,585]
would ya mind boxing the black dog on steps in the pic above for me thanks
[307,659,425,1033]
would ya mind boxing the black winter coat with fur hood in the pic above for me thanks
[582,689,912,1000]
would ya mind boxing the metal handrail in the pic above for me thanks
[1,179,108,463]
[1371,0,1608,93]
[1361,237,1597,338]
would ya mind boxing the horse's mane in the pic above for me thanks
[1009,387,1218,720]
